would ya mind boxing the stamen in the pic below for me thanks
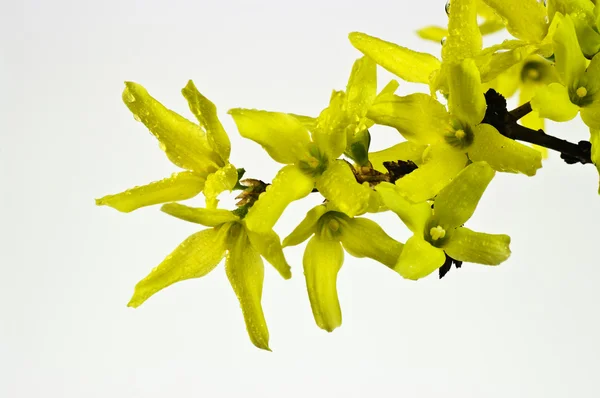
[576,86,588,98]
[527,69,540,80]
[430,225,446,241]
[455,129,466,139]
[328,219,340,232]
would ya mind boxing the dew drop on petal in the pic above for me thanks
[445,1,450,16]
[159,142,167,152]
[123,89,136,103]
[133,114,141,122]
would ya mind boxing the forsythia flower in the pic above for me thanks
[96,81,238,212]
[532,14,600,129]
[547,0,600,58]
[282,204,403,331]
[128,203,292,350]
[375,162,511,280]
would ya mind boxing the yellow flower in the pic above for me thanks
[283,204,403,331]
[96,81,238,212]
[128,203,292,351]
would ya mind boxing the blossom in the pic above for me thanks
[375,162,511,280]
[282,204,403,331]
[128,203,292,350]
[96,81,238,212]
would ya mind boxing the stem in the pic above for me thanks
[508,102,532,121]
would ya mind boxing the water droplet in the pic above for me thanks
[159,142,167,151]
[133,114,141,122]
[445,1,451,16]
[123,89,136,103]
[441,37,447,46]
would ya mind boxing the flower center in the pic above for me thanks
[430,225,446,241]
[527,69,540,80]
[576,86,588,98]
[328,219,340,232]
[454,129,466,139]
[306,156,320,169]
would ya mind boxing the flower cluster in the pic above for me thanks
[98,0,599,350]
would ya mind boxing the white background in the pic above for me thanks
[2,0,600,396]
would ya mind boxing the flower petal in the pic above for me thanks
[369,142,427,173]
[394,236,446,280]
[316,160,371,217]
[443,227,511,265]
[580,105,600,130]
[245,165,315,232]
[339,217,404,267]
[246,228,291,280]
[312,91,348,159]
[346,56,377,118]
[481,0,548,42]
[203,163,239,209]
[348,32,441,84]
[282,205,328,247]
[122,82,222,174]
[448,58,486,126]
[442,0,482,63]
[160,203,239,227]
[96,171,205,213]
[368,93,451,145]
[225,225,270,350]
[181,80,231,161]
[531,83,580,122]
[228,109,311,164]
[433,161,495,229]
[395,144,468,203]
[128,226,229,308]
[469,124,543,176]
[553,13,587,87]
[377,80,400,98]
[375,182,431,234]
[303,234,344,332]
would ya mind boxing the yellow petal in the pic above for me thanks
[433,161,496,229]
[580,105,600,130]
[246,228,291,279]
[245,165,315,232]
[128,225,229,308]
[369,141,427,173]
[442,0,482,63]
[228,109,311,164]
[375,182,432,234]
[346,56,377,118]
[349,32,441,84]
[481,0,548,42]
[282,205,328,247]
[122,82,222,174]
[443,227,511,265]
[376,79,400,98]
[312,91,348,159]
[203,163,239,209]
[368,93,451,145]
[96,171,205,213]
[160,203,239,227]
[394,236,446,280]
[553,13,587,87]
[531,83,580,122]
[448,58,486,126]
[181,80,231,161]
[339,217,404,268]
[395,144,468,203]
[303,234,344,332]
[469,124,543,176]
[225,225,270,350]
[316,160,371,217]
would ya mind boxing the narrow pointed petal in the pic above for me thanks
[246,228,291,279]
[282,205,328,247]
[122,82,221,174]
[394,236,446,280]
[375,182,432,234]
[312,91,348,159]
[128,226,229,308]
[288,113,317,131]
[339,217,404,268]
[316,160,371,217]
[346,56,377,118]
[228,109,311,164]
[531,83,579,122]
[481,0,548,42]
[377,80,400,98]
[369,142,427,173]
[225,226,270,350]
[161,203,239,227]
[553,14,587,87]
[448,59,486,126]
[442,0,482,63]
[181,80,231,160]
[96,171,205,213]
[443,227,511,265]
[395,144,468,203]
[434,161,496,229]
[580,105,600,130]
[203,163,239,209]
[245,165,315,232]
[303,234,344,332]
[469,124,543,176]
[368,93,451,145]
[349,32,441,84]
